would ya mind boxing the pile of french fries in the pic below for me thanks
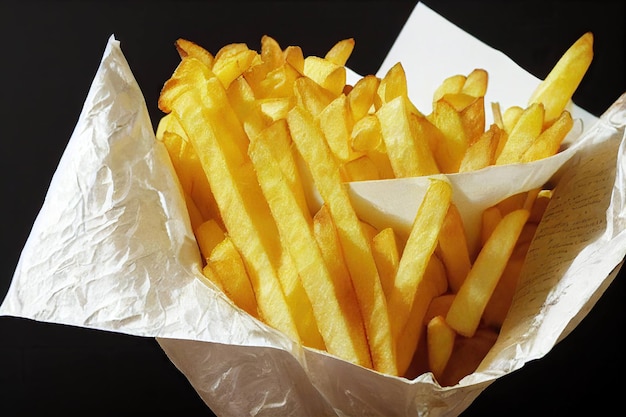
[155,32,592,384]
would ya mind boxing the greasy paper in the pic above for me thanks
[2,3,625,417]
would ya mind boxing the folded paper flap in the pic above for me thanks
[0,35,299,354]
[1,36,191,331]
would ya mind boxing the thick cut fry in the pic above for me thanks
[430,98,468,173]
[348,75,380,121]
[324,38,355,67]
[287,105,396,375]
[206,237,259,319]
[437,203,471,293]
[318,94,359,163]
[388,179,452,342]
[303,55,346,97]
[175,38,214,69]
[432,74,466,103]
[462,69,488,98]
[294,76,336,118]
[501,105,524,135]
[482,241,530,329]
[249,122,378,362]
[520,110,574,162]
[371,227,401,301]
[528,32,593,123]
[313,204,370,366]
[260,35,284,70]
[226,76,267,141]
[458,124,501,172]
[159,129,222,225]
[396,254,448,375]
[377,96,440,177]
[427,315,456,382]
[195,219,225,261]
[376,62,409,106]
[446,209,530,337]
[283,45,305,74]
[459,96,486,144]
[495,102,545,165]
[351,114,383,151]
[212,43,259,89]
[159,58,301,342]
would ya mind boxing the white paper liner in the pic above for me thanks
[2,4,625,417]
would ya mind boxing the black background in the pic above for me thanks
[1,0,624,416]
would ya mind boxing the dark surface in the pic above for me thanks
[1,0,624,416]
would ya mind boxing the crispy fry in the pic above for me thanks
[446,209,530,337]
[528,32,593,123]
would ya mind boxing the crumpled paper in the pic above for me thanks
[2,3,625,417]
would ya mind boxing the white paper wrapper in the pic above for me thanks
[2,3,625,417]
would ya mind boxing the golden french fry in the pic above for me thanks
[350,115,395,179]
[432,74,466,103]
[226,76,267,140]
[206,236,259,319]
[520,110,574,162]
[437,203,472,293]
[377,96,440,177]
[446,209,530,337]
[528,32,593,123]
[371,227,401,301]
[212,43,259,89]
[495,102,545,165]
[429,97,468,173]
[318,94,359,163]
[427,315,456,382]
[159,128,222,225]
[462,68,488,98]
[324,38,355,67]
[458,124,501,172]
[195,219,226,261]
[350,114,383,151]
[287,105,396,374]
[482,241,530,329]
[396,254,448,375]
[175,38,214,68]
[376,62,408,105]
[294,76,336,118]
[260,35,284,70]
[501,105,524,134]
[480,205,502,247]
[303,55,346,97]
[459,96,486,144]
[348,74,380,122]
[388,179,452,342]
[312,204,372,366]
[283,45,305,74]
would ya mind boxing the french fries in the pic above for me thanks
[156,31,591,383]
